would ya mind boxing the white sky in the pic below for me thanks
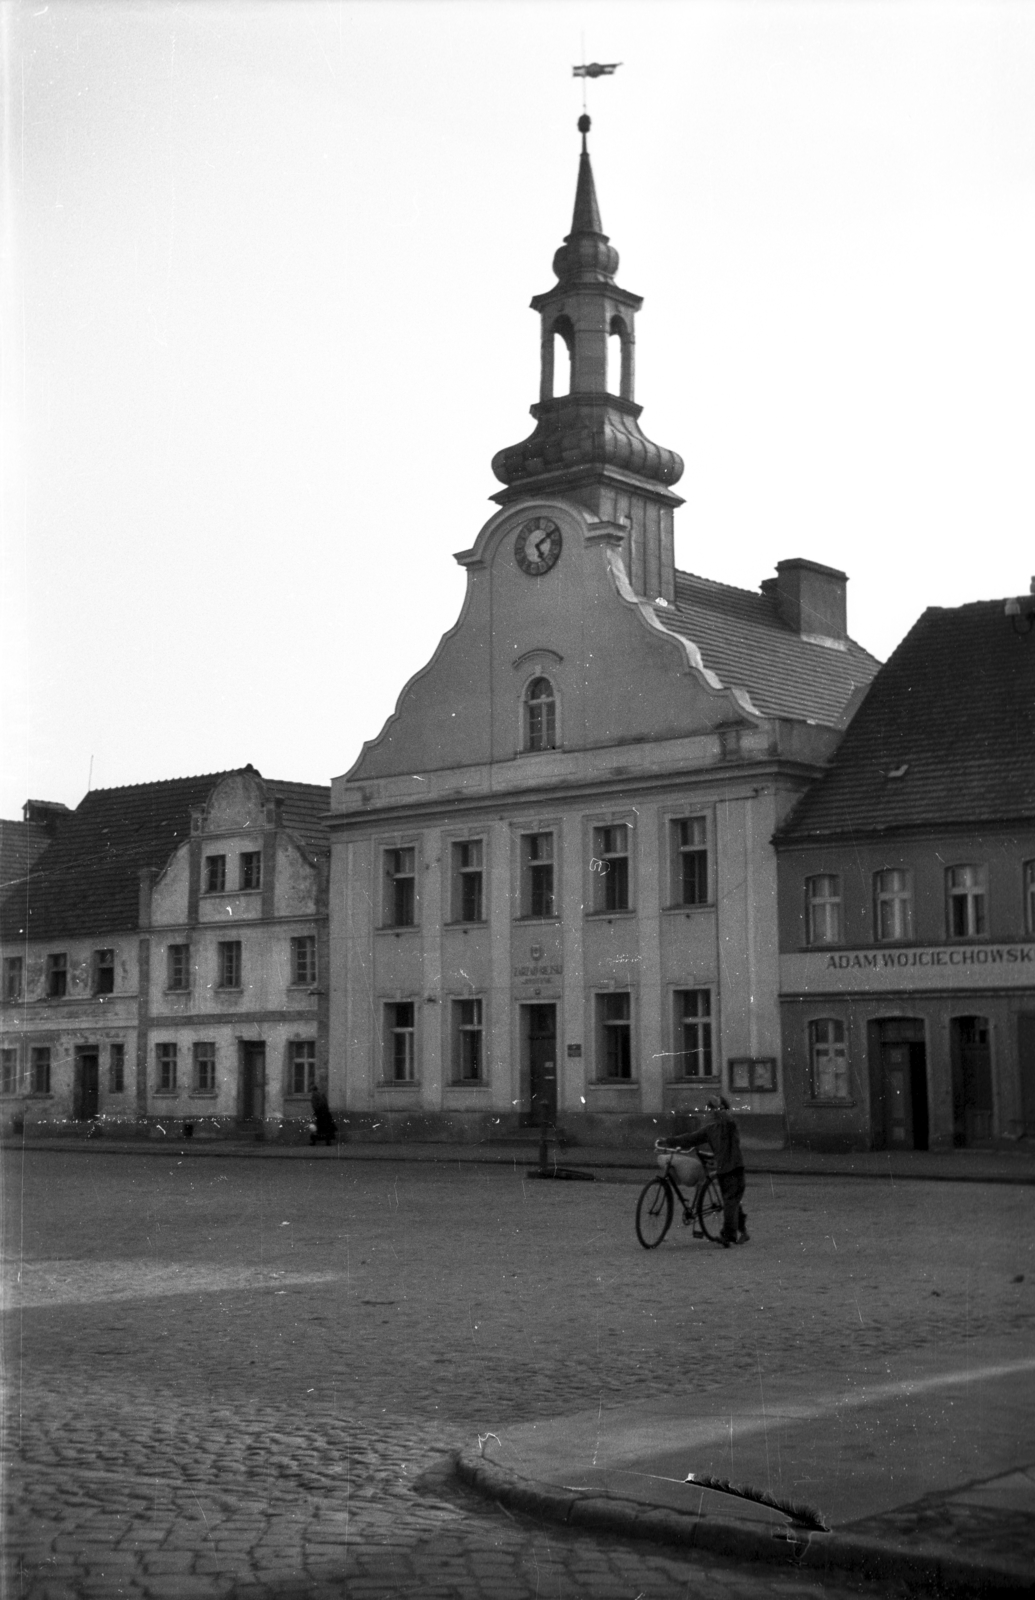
[2,0,1033,819]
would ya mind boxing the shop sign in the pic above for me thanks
[781,942,1035,994]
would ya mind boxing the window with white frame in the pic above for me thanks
[874,870,913,942]
[598,991,632,1080]
[1,1048,18,1095]
[156,1042,177,1092]
[193,1042,216,1093]
[808,1019,849,1100]
[453,998,484,1082]
[592,824,630,912]
[217,941,242,989]
[384,847,416,927]
[672,817,708,906]
[947,865,987,938]
[30,1046,51,1094]
[47,952,68,998]
[384,1002,416,1082]
[520,832,555,918]
[240,851,262,891]
[1026,861,1035,936]
[673,989,714,1079]
[94,948,115,995]
[451,839,485,923]
[167,944,191,990]
[109,1043,125,1093]
[204,854,226,894]
[3,956,23,1002]
[805,876,842,945]
[524,677,557,752]
[290,935,317,986]
[289,1040,316,1096]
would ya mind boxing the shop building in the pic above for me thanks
[776,599,1035,1150]
[327,120,878,1148]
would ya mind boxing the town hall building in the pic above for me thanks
[327,117,879,1147]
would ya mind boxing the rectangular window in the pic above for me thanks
[109,1043,125,1094]
[156,1042,177,1092]
[93,948,115,995]
[384,847,416,927]
[521,832,555,918]
[204,854,226,893]
[240,851,262,891]
[31,1046,51,1094]
[808,1019,849,1100]
[46,952,68,998]
[875,870,913,942]
[598,992,632,1080]
[1,1048,18,1095]
[193,1042,216,1093]
[384,1001,416,1082]
[674,989,714,1079]
[290,935,317,986]
[1026,861,1035,936]
[805,876,842,946]
[217,941,242,989]
[947,865,987,938]
[289,1040,316,1096]
[452,839,484,923]
[672,817,708,906]
[3,956,23,1002]
[453,998,484,1082]
[167,943,191,990]
[592,824,630,912]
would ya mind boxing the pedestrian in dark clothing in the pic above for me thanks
[309,1085,337,1147]
[672,1096,748,1247]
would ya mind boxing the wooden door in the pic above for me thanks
[526,1005,557,1126]
[77,1052,100,1120]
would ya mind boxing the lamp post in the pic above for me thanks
[1005,578,1035,636]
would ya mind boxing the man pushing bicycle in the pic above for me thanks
[668,1096,749,1248]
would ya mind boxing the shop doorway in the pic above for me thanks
[1019,1015,1035,1138]
[951,1016,993,1145]
[239,1042,266,1125]
[522,1004,557,1127]
[873,1019,928,1150]
[75,1049,100,1121]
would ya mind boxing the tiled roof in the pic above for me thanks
[0,771,331,942]
[655,571,880,728]
[0,820,52,893]
[776,600,1035,841]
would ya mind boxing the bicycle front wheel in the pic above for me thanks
[697,1176,725,1242]
[635,1177,674,1249]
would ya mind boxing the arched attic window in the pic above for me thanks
[541,315,573,400]
[524,677,557,752]
[609,314,634,400]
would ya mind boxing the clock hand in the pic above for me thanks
[533,532,551,561]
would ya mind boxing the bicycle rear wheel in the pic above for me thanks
[696,1176,725,1242]
[635,1177,674,1248]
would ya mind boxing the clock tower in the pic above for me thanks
[491,115,684,604]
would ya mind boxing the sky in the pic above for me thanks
[2,0,1034,820]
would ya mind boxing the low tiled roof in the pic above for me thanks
[655,571,880,728]
[776,600,1035,841]
[0,820,52,894]
[0,771,331,942]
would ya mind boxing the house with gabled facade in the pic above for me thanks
[0,767,330,1138]
[326,117,879,1148]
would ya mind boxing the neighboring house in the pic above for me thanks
[326,119,879,1148]
[0,768,329,1137]
[775,600,1035,1150]
[0,800,69,897]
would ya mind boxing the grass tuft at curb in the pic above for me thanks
[452,1447,1030,1596]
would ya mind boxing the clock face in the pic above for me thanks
[514,517,562,577]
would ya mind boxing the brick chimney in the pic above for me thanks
[761,558,847,645]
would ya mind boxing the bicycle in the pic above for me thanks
[635,1141,725,1248]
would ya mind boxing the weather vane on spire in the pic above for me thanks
[572,58,621,114]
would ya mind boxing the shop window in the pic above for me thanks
[947,865,987,938]
[673,989,714,1080]
[451,839,485,923]
[808,1019,849,1100]
[453,998,484,1082]
[93,948,115,995]
[193,1042,216,1093]
[217,941,242,989]
[805,876,842,946]
[597,992,632,1080]
[240,851,262,891]
[291,935,317,986]
[671,817,708,906]
[30,1046,51,1094]
[592,824,630,912]
[524,678,557,752]
[874,870,913,942]
[3,956,23,1002]
[204,854,226,894]
[156,1042,177,1092]
[46,952,68,998]
[109,1043,125,1093]
[289,1040,316,1096]
[167,944,191,991]
[384,1002,416,1082]
[520,832,555,918]
[383,847,416,927]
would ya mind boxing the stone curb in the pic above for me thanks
[452,1448,1031,1595]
